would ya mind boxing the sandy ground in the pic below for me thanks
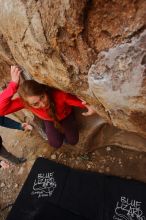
[0,114,146,220]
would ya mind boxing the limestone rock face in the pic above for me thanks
[0,0,146,137]
[88,31,146,137]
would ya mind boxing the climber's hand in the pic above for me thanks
[11,65,21,84]
[81,100,97,116]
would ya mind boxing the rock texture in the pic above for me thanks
[89,30,146,136]
[0,0,146,138]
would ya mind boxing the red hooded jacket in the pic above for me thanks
[0,81,85,121]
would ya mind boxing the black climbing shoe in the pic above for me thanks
[12,157,27,164]
[0,144,27,165]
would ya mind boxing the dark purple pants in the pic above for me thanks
[44,112,79,148]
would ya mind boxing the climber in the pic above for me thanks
[0,66,96,148]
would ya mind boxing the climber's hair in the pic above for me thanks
[18,80,49,102]
[18,80,62,131]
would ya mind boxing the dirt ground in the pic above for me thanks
[0,114,146,220]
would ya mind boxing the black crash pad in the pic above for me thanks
[6,157,146,220]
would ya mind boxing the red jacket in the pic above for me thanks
[0,81,85,121]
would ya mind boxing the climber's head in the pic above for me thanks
[18,80,50,109]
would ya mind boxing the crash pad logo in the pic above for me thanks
[31,172,57,198]
[113,196,145,220]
